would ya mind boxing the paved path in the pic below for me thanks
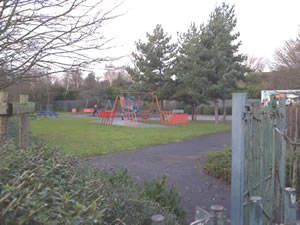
[89,131,232,224]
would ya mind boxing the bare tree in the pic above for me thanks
[244,55,268,73]
[273,31,300,71]
[0,0,121,89]
[104,63,130,86]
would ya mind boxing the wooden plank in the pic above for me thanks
[0,103,10,115]
[0,92,9,141]
[0,116,7,141]
[12,102,35,115]
[0,92,10,115]
[18,95,30,148]
[0,92,8,103]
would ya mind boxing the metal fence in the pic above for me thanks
[231,93,297,225]
[6,115,20,146]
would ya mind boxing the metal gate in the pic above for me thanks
[231,93,296,225]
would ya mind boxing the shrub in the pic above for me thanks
[205,146,300,198]
[0,140,180,225]
[204,147,232,182]
[142,175,186,223]
[197,105,232,115]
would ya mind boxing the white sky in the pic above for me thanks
[97,0,300,75]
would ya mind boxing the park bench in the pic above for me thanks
[168,114,189,127]
[36,110,58,119]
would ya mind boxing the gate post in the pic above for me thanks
[284,187,296,225]
[249,196,262,225]
[231,93,246,225]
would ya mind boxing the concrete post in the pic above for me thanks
[19,95,29,148]
[211,205,224,225]
[249,196,262,225]
[284,187,296,225]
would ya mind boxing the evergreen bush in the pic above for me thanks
[0,140,181,225]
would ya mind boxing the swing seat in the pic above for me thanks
[140,110,151,119]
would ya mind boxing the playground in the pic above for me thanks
[97,91,189,128]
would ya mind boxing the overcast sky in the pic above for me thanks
[99,0,300,74]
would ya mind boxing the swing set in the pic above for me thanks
[98,92,175,126]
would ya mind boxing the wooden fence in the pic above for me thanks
[0,92,35,148]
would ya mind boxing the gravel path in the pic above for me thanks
[89,131,232,224]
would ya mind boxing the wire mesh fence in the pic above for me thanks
[6,115,20,147]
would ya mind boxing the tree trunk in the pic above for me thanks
[160,100,164,111]
[192,104,195,120]
[222,99,226,121]
[214,101,219,125]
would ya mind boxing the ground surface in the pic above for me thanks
[89,131,232,224]
[30,116,231,156]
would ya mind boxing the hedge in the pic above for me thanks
[196,105,232,115]
[0,140,182,225]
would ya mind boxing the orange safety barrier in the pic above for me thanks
[168,114,189,127]
[98,110,115,125]
[83,108,93,113]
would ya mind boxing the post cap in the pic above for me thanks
[210,205,224,212]
[250,196,262,203]
[151,214,165,222]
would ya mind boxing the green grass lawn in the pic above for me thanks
[30,117,231,156]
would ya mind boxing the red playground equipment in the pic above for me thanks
[98,92,189,127]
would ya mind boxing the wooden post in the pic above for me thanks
[19,95,29,148]
[151,214,165,225]
[0,92,9,141]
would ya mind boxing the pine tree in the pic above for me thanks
[127,24,178,108]
[200,3,249,124]
[174,23,207,120]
